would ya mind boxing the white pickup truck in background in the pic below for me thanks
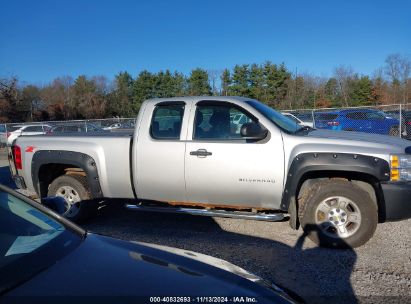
[8,96,411,248]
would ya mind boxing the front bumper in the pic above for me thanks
[381,182,411,221]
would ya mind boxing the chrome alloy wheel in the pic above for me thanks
[55,185,81,217]
[315,196,362,239]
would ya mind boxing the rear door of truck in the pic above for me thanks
[134,100,190,202]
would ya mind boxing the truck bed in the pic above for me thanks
[15,133,135,199]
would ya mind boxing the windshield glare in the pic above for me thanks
[246,100,301,133]
[0,190,81,293]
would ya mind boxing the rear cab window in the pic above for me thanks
[150,102,185,140]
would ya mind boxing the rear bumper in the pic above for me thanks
[381,182,411,221]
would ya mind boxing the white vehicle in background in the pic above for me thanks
[6,124,52,145]
[281,112,314,128]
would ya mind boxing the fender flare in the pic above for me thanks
[32,150,103,198]
[280,152,391,212]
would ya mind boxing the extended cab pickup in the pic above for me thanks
[9,96,411,248]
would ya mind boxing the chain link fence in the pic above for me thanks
[2,103,411,148]
[0,117,136,147]
[282,103,411,140]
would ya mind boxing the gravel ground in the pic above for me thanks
[1,151,410,303]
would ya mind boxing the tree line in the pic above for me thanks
[0,53,410,123]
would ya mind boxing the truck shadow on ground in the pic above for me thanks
[84,202,358,304]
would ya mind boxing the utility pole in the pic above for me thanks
[294,67,298,109]
[30,100,34,122]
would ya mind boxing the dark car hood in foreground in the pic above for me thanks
[4,234,295,303]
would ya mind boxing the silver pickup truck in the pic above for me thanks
[8,96,411,248]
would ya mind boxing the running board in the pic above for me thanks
[125,204,284,222]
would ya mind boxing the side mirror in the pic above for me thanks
[41,196,66,215]
[240,122,268,140]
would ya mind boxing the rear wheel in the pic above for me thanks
[299,180,377,248]
[48,174,96,222]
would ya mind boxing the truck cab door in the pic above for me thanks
[184,100,284,209]
[134,101,189,202]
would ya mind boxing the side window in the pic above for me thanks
[346,112,366,120]
[150,104,185,140]
[23,126,44,132]
[194,104,255,140]
[22,126,34,132]
[366,112,384,120]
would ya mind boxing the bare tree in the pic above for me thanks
[334,65,354,107]
[0,77,19,121]
[40,76,74,119]
[385,54,401,83]
[91,75,109,117]
[207,69,222,95]
[400,57,410,104]
[0,77,18,103]
[385,54,411,103]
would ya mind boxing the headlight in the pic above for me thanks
[390,154,411,181]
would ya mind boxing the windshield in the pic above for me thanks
[246,100,301,133]
[0,190,82,294]
[284,114,300,124]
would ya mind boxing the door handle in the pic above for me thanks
[190,149,212,157]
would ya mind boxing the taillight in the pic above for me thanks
[13,145,22,170]
[407,122,411,126]
[327,121,340,126]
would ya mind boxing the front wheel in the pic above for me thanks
[299,180,377,248]
[47,174,96,222]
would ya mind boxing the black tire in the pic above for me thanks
[48,174,96,223]
[389,126,399,137]
[299,179,377,249]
